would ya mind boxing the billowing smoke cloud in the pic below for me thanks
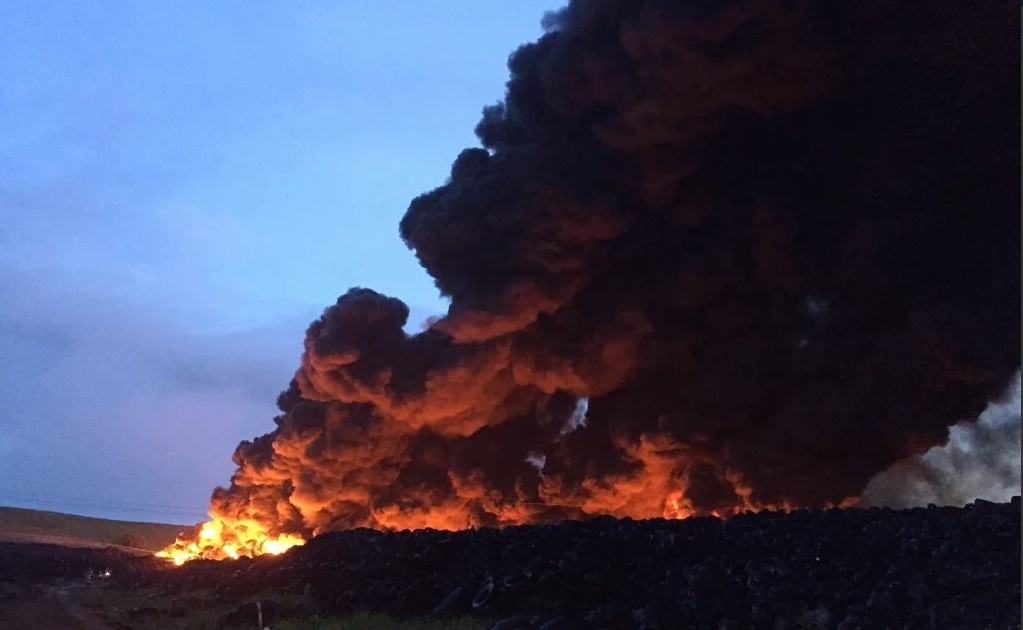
[862,373,1021,508]
[199,0,1020,541]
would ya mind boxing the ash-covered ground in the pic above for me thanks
[8,499,1014,630]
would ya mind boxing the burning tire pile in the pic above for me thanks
[130,499,1021,630]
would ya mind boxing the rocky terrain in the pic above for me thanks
[2,499,1019,629]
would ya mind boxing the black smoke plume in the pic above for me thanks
[173,0,1021,552]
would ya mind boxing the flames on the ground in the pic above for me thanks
[157,519,305,565]
[159,0,1018,565]
[158,475,850,565]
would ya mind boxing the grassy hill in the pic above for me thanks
[0,506,188,552]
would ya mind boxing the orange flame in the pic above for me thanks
[157,433,857,565]
[156,517,305,566]
[663,469,800,520]
[159,482,857,565]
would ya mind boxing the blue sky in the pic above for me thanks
[0,1,564,523]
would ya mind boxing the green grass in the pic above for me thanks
[0,505,188,551]
[85,588,223,630]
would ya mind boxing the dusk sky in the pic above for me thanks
[1,1,563,523]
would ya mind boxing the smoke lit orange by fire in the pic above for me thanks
[158,0,1016,566]
[157,462,856,564]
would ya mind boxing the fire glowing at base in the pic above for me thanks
[157,518,306,566]
[158,486,858,565]
[152,0,1013,572]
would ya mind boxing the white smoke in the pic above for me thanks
[561,397,589,436]
[526,397,588,476]
[525,452,547,473]
[860,371,1021,508]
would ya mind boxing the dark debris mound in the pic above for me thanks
[130,499,1020,630]
[0,541,144,583]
